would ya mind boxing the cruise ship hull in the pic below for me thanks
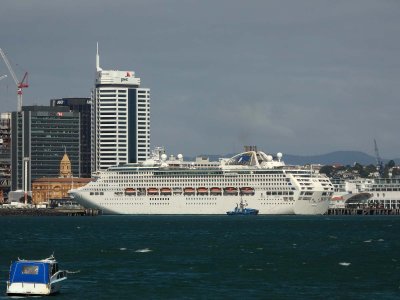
[72,192,329,215]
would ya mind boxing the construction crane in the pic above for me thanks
[0,48,28,111]
[0,74,7,81]
[374,139,384,177]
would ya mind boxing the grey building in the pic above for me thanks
[11,106,80,191]
[0,112,11,201]
[50,98,91,177]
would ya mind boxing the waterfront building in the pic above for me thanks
[31,152,92,205]
[330,177,400,209]
[92,45,151,172]
[11,106,80,191]
[0,112,11,202]
[50,97,91,177]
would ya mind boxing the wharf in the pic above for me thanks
[326,208,400,216]
[0,208,101,216]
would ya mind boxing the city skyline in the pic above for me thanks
[1,0,400,158]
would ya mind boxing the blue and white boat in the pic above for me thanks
[6,255,67,296]
[226,199,259,215]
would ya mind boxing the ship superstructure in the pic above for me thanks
[70,148,334,215]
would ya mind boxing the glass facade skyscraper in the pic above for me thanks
[11,106,80,191]
[50,97,91,177]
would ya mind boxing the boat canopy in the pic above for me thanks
[9,261,50,284]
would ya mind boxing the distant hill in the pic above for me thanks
[191,151,400,166]
[283,151,376,166]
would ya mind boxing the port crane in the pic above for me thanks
[374,139,384,177]
[0,48,28,111]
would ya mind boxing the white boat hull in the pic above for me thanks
[73,191,329,215]
[6,280,63,295]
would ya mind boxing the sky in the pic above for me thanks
[1,0,400,159]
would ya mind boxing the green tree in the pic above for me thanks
[386,160,395,169]
[365,164,377,177]
[320,165,334,177]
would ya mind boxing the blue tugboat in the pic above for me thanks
[6,255,67,296]
[226,199,259,215]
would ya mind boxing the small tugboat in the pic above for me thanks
[226,199,259,215]
[6,255,67,296]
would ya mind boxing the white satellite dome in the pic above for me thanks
[266,155,273,162]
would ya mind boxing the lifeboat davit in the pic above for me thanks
[173,187,183,194]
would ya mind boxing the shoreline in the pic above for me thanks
[0,208,101,216]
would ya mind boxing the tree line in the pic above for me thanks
[319,160,400,178]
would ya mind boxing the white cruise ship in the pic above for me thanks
[69,148,334,215]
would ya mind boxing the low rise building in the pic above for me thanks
[31,152,92,205]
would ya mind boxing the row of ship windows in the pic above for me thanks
[369,200,400,203]
[100,202,241,206]
[368,189,400,192]
[92,190,295,196]
[106,177,290,182]
[297,178,330,182]
[371,193,388,197]
[100,202,300,207]
[112,172,287,176]
[105,184,293,190]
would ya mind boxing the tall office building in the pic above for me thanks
[92,46,150,172]
[0,113,11,201]
[50,97,91,177]
[11,106,80,191]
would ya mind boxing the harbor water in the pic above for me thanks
[0,215,399,299]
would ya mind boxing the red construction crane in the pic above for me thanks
[0,48,28,111]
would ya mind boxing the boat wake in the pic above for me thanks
[66,270,81,274]
[135,248,152,253]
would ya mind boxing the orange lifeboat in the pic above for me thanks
[147,188,159,195]
[184,187,195,195]
[197,187,208,195]
[210,187,222,195]
[224,187,238,195]
[240,187,255,195]
[160,187,172,195]
[125,188,136,195]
